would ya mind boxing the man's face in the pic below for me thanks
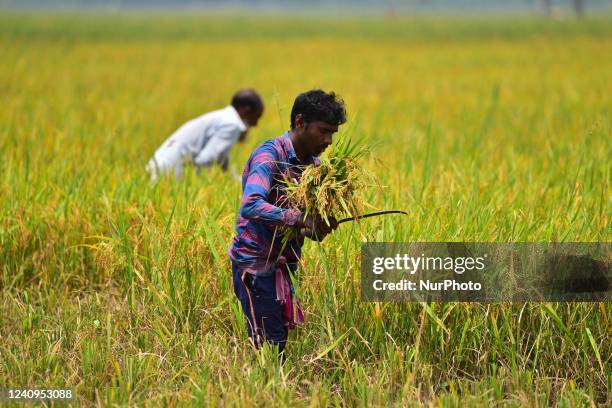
[242,106,264,128]
[302,120,339,157]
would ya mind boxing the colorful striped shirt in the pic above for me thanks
[229,132,320,276]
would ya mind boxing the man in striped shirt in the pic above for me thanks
[229,90,346,356]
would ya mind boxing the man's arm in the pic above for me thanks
[240,146,339,238]
[193,123,239,170]
[240,147,303,227]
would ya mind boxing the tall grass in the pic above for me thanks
[0,12,610,406]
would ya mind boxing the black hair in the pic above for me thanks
[231,89,263,111]
[290,89,346,130]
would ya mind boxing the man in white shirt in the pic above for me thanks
[146,89,264,181]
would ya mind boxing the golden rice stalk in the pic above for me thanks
[283,136,369,225]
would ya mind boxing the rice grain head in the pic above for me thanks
[284,136,370,225]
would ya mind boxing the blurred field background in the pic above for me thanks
[1,9,611,406]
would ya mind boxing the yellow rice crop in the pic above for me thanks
[284,144,366,224]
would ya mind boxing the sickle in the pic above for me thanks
[337,210,408,224]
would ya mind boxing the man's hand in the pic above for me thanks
[299,214,338,241]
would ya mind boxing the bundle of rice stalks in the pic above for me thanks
[284,136,370,226]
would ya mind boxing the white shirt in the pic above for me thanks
[146,105,247,181]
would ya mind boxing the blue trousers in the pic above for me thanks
[232,262,288,354]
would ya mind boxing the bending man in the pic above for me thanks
[146,89,264,181]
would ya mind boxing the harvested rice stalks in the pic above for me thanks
[284,136,369,226]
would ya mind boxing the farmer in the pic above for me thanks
[146,89,264,181]
[229,89,346,356]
